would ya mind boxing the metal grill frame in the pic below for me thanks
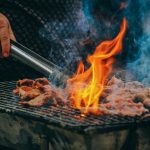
[0,81,149,134]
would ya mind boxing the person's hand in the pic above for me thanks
[0,13,16,57]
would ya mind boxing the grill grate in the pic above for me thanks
[0,81,149,134]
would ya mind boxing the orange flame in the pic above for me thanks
[67,18,127,114]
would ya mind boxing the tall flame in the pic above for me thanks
[67,18,127,114]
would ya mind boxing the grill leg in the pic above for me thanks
[40,135,49,150]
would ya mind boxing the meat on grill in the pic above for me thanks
[13,78,49,100]
[19,93,51,107]
[34,78,49,88]
[13,86,41,100]
[13,78,64,107]
[101,76,149,116]
[16,79,34,87]
[13,77,150,117]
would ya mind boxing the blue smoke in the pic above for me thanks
[38,0,150,83]
[82,0,150,84]
[126,0,150,83]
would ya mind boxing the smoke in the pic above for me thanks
[37,0,150,84]
[38,0,125,77]
[38,1,92,75]
[126,0,150,84]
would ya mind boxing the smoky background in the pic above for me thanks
[38,0,150,84]
[0,0,149,83]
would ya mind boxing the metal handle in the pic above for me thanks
[10,40,68,86]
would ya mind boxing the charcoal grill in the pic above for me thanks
[0,81,141,132]
[0,81,150,150]
[1,0,150,150]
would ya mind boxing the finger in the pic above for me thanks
[0,19,10,57]
[8,23,16,41]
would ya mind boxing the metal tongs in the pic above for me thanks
[10,40,68,87]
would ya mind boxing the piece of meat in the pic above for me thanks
[143,98,150,107]
[13,78,50,100]
[13,86,41,100]
[107,76,124,87]
[17,82,65,107]
[13,86,32,96]
[15,76,150,117]
[100,76,150,116]
[33,78,49,88]
[99,100,148,116]
[19,93,51,107]
[41,85,63,99]
[39,85,53,93]
[17,79,34,87]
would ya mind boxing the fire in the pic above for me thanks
[67,18,127,114]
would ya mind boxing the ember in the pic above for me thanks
[67,18,127,114]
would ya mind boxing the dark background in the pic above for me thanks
[0,0,143,81]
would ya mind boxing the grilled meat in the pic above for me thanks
[19,93,51,107]
[13,78,50,100]
[99,100,148,116]
[16,78,49,88]
[17,79,34,87]
[14,78,64,107]
[34,78,49,88]
[19,85,65,107]
[14,76,150,117]
[101,76,149,116]
[15,86,41,100]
